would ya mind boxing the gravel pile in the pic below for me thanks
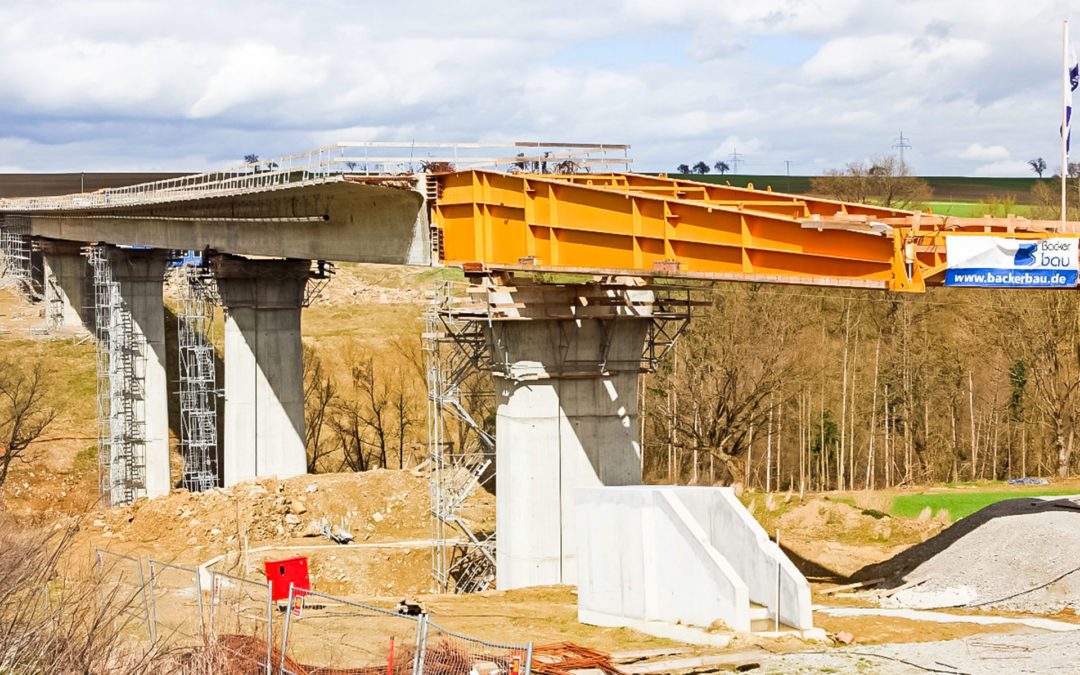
[856,495,1080,614]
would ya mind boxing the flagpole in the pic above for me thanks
[1063,19,1069,229]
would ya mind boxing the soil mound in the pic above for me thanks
[83,469,493,560]
[854,495,1080,613]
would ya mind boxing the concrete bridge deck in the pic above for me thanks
[2,176,429,266]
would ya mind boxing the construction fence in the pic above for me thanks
[92,548,532,675]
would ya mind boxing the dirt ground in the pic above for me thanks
[745,491,952,579]
[6,271,1080,671]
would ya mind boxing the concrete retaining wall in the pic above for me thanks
[576,486,813,638]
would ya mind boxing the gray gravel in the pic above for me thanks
[856,496,1080,613]
[757,630,1080,674]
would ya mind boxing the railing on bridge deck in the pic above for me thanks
[0,142,632,212]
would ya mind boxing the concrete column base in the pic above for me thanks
[213,256,309,487]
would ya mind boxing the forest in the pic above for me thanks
[642,282,1080,489]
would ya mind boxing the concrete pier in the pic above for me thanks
[213,256,309,486]
[484,280,654,589]
[40,238,90,328]
[107,247,171,498]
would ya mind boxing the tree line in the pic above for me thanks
[641,284,1080,490]
[677,161,731,175]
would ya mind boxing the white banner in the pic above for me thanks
[945,237,1079,288]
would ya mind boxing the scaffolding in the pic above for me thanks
[0,216,35,295]
[425,281,498,594]
[44,269,65,330]
[175,260,221,492]
[87,245,147,507]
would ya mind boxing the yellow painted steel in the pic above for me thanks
[433,171,1078,292]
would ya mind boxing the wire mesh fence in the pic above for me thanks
[93,548,153,645]
[279,585,425,674]
[147,558,206,647]
[93,549,532,674]
[419,620,532,675]
[208,570,275,674]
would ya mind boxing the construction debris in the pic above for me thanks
[195,634,527,675]
[322,521,355,544]
[530,642,626,675]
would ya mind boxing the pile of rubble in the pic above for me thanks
[82,469,493,558]
[857,495,1080,613]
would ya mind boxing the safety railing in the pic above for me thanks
[0,141,631,212]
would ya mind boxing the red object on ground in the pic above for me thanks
[264,556,310,601]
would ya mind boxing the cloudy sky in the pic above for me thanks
[0,0,1075,176]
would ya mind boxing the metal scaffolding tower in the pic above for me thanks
[425,281,497,594]
[44,271,64,331]
[0,216,35,294]
[87,245,147,507]
[175,260,221,492]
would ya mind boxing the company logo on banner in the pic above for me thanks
[945,237,1079,288]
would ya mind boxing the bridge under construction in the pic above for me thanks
[1,141,1076,636]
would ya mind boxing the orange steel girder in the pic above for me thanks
[432,171,1078,292]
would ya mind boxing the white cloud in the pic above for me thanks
[971,159,1033,176]
[959,143,1011,162]
[0,0,1074,176]
[189,43,325,119]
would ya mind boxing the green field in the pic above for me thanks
[891,488,1080,521]
[925,201,1031,217]
[667,173,1044,205]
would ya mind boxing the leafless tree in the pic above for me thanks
[0,358,56,493]
[999,292,1080,477]
[328,396,371,472]
[1029,157,1047,178]
[325,350,420,472]
[302,345,336,473]
[810,154,932,209]
[649,285,809,484]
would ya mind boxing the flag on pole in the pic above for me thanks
[1067,40,1078,155]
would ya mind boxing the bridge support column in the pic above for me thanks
[484,280,654,589]
[40,238,91,329]
[213,256,309,486]
[107,247,171,499]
